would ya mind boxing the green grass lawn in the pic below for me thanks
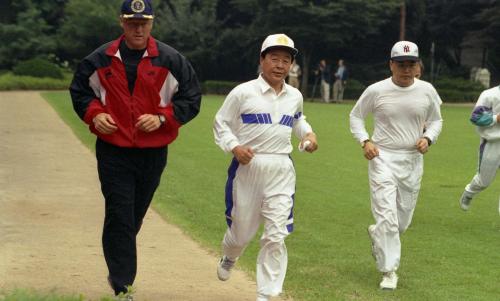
[42,92,500,301]
[0,289,115,301]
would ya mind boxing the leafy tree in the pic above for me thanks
[153,0,222,80]
[0,1,15,24]
[0,0,56,69]
[220,0,402,94]
[32,0,69,31]
[57,0,122,64]
[473,0,500,81]
[418,0,490,75]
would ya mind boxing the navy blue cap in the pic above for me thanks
[121,0,154,19]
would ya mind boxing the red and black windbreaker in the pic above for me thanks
[70,35,201,148]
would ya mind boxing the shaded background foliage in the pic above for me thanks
[0,0,498,93]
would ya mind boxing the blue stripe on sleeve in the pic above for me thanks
[241,114,257,124]
[265,113,272,124]
[256,114,262,124]
[279,115,294,128]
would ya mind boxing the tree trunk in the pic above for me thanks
[399,1,406,40]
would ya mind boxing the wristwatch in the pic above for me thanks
[361,139,370,148]
[158,114,166,125]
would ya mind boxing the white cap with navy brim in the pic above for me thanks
[391,41,419,62]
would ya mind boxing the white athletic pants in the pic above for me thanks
[222,154,295,297]
[465,139,500,196]
[368,149,423,273]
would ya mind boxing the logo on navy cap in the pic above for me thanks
[131,0,145,13]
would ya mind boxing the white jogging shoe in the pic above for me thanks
[380,271,398,290]
[459,191,474,211]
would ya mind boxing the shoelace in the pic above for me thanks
[221,257,235,270]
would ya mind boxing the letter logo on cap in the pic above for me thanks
[277,35,289,46]
[403,45,410,53]
[131,0,145,13]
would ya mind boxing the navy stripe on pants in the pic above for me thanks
[224,158,239,227]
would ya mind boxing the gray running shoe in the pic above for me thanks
[459,191,473,211]
[217,255,237,281]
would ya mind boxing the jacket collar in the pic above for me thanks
[105,35,159,59]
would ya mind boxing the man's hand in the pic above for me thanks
[232,145,254,165]
[416,138,430,154]
[93,113,118,134]
[136,114,162,133]
[301,132,318,153]
[363,140,379,160]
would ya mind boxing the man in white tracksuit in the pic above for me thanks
[349,41,443,290]
[459,85,500,211]
[213,34,318,301]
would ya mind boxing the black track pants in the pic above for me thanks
[96,139,167,295]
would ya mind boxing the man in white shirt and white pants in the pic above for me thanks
[213,34,318,301]
[349,41,443,290]
[459,85,500,211]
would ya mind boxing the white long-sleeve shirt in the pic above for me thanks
[470,86,500,141]
[214,75,313,154]
[350,78,443,153]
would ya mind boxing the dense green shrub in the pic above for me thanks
[342,79,366,100]
[190,77,486,103]
[12,58,64,79]
[0,73,70,90]
[202,80,240,95]
[434,77,485,103]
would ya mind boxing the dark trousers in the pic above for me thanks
[95,139,167,295]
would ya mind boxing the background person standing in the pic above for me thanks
[333,59,347,102]
[213,33,318,301]
[315,59,332,103]
[349,41,443,291]
[69,0,201,298]
[287,60,301,89]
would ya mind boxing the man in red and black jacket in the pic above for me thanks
[69,0,201,297]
